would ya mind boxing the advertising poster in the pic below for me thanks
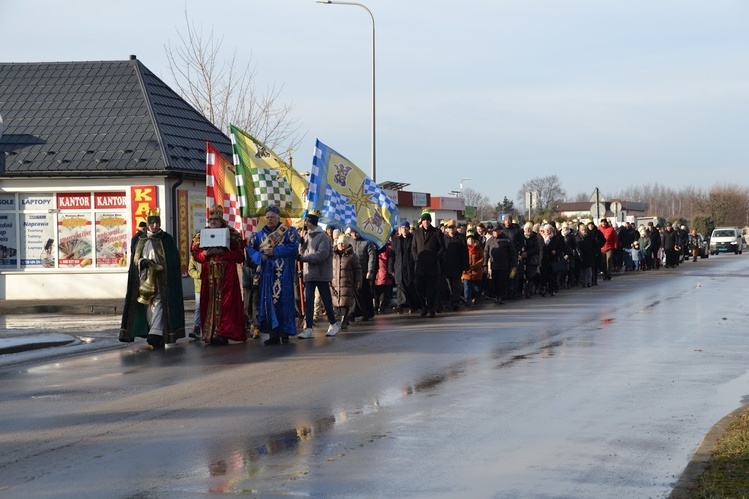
[95,213,128,268]
[21,213,56,268]
[58,213,93,267]
[0,193,17,211]
[0,211,18,268]
[130,185,157,229]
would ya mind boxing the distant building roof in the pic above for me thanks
[556,200,649,214]
[0,56,231,178]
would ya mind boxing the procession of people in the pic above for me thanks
[121,205,704,349]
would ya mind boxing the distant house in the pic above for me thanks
[555,200,649,223]
[0,56,231,300]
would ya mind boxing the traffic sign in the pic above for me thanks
[589,188,605,203]
[610,201,622,215]
[590,202,606,219]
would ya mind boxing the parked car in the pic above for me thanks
[709,227,744,255]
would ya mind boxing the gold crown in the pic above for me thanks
[307,209,322,218]
[209,205,224,218]
[148,207,160,217]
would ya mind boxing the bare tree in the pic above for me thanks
[517,175,567,213]
[165,12,304,152]
[696,185,749,227]
[462,187,495,221]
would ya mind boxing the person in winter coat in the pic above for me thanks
[461,231,484,306]
[598,218,618,281]
[539,223,565,297]
[331,234,362,329]
[390,220,418,313]
[411,210,446,318]
[442,219,469,310]
[575,225,596,287]
[350,230,377,322]
[297,211,340,339]
[661,223,679,268]
[487,225,518,304]
[187,255,202,339]
[647,222,661,270]
[519,222,542,298]
[373,239,394,314]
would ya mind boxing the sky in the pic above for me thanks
[2,0,749,207]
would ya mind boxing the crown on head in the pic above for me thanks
[148,207,160,217]
[307,209,322,218]
[209,205,224,218]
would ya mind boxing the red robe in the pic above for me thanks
[191,227,246,342]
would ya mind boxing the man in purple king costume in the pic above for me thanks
[246,205,300,345]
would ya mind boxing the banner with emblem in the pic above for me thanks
[306,139,399,250]
[230,124,308,219]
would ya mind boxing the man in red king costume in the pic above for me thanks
[191,205,247,345]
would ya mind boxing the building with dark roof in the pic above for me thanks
[0,56,229,300]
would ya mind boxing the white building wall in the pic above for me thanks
[0,177,203,301]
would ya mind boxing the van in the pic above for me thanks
[709,227,744,255]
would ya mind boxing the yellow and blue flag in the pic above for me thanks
[307,139,399,249]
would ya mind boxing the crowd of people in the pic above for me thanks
[119,205,707,349]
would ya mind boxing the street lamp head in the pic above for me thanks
[316,0,332,3]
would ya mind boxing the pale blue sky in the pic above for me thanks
[2,0,748,205]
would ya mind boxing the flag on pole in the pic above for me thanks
[230,124,308,219]
[206,142,256,237]
[307,139,399,250]
[206,141,242,231]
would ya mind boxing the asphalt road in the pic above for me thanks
[1,255,748,498]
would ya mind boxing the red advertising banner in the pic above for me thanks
[131,186,157,229]
[57,193,92,210]
[94,192,127,210]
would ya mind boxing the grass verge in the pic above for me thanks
[688,407,749,498]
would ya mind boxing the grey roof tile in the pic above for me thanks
[0,58,232,178]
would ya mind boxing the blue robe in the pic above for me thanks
[247,224,300,335]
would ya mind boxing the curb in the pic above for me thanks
[0,334,77,355]
[668,404,749,498]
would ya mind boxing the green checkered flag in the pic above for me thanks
[230,124,308,219]
[251,167,293,213]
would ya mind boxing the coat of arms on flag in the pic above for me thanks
[230,124,307,219]
[307,139,399,250]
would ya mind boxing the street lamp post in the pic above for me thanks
[316,0,376,182]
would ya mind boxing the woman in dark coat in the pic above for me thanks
[332,234,362,329]
[576,225,596,287]
[390,221,418,313]
[539,223,565,297]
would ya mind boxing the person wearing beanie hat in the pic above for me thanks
[120,207,185,349]
[298,209,341,338]
[443,218,468,310]
[462,231,484,306]
[391,216,419,314]
[419,209,432,222]
[190,205,246,345]
[331,233,362,330]
[412,209,446,317]
[247,205,301,345]
[399,219,411,229]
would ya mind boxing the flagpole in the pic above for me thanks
[316,0,376,182]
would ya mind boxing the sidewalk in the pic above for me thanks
[0,299,196,356]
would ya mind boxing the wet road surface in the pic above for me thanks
[1,256,748,498]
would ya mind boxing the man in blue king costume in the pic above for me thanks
[119,209,185,349]
[246,205,300,345]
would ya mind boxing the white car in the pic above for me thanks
[709,227,744,255]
